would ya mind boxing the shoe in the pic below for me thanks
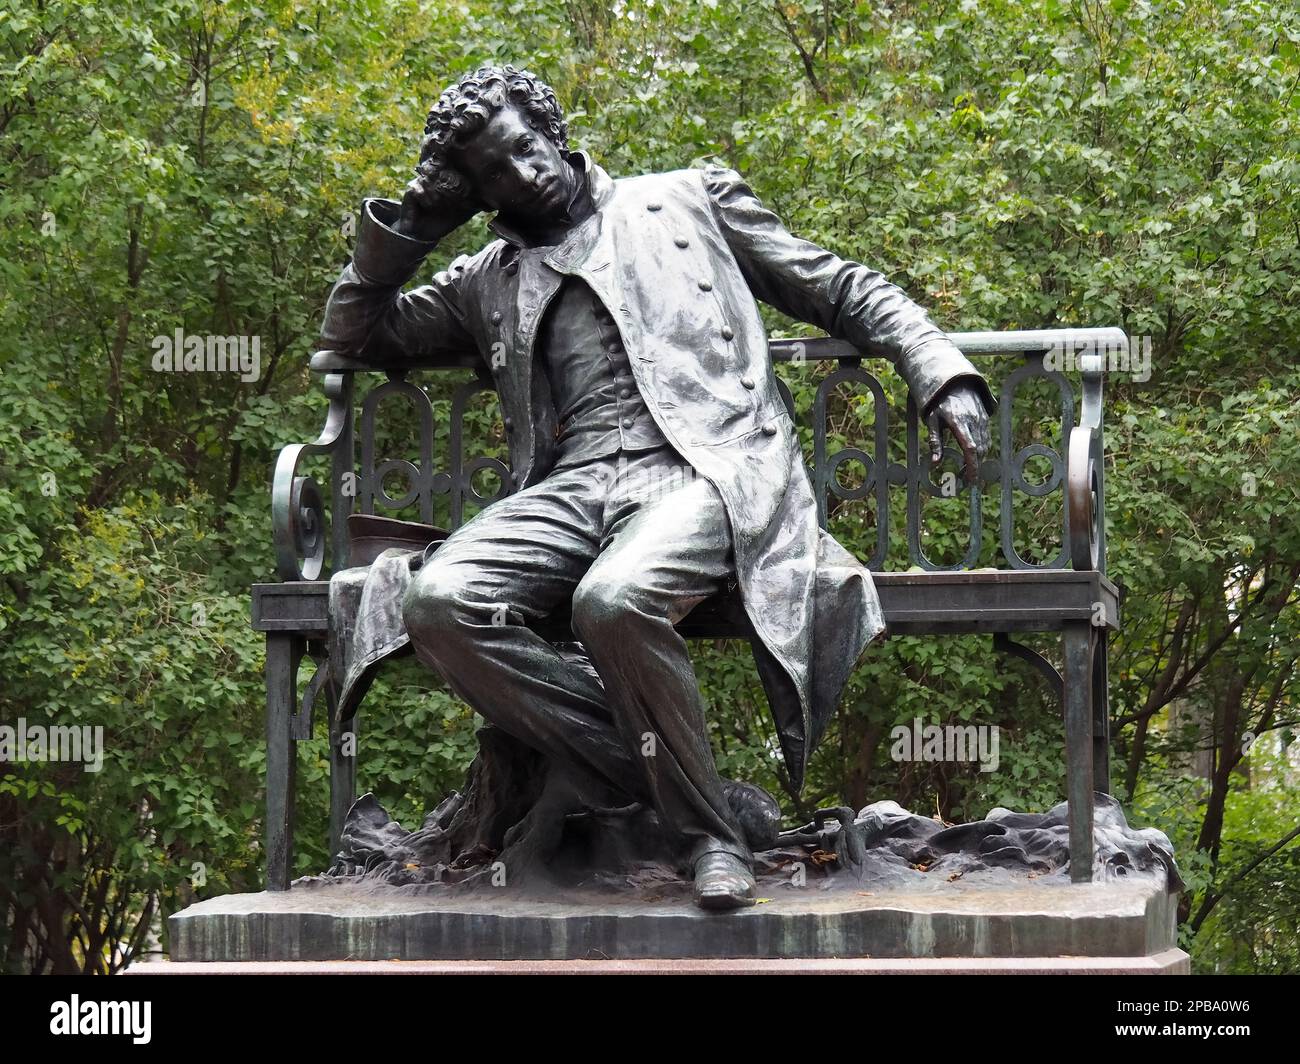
[693,851,756,911]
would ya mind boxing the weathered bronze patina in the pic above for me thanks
[321,65,993,908]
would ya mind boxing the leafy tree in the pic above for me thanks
[1,0,1296,973]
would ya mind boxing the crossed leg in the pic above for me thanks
[401,448,750,866]
[402,466,631,800]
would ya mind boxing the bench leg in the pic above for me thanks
[1092,628,1111,795]
[329,713,356,861]
[265,632,301,891]
[1062,621,1095,883]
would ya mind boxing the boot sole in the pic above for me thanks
[694,889,757,912]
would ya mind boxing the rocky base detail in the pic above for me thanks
[297,727,1181,898]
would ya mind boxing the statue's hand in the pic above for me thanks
[926,382,991,486]
[395,169,480,243]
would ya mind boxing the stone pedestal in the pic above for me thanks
[157,879,1187,973]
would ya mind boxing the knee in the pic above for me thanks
[402,564,474,653]
[571,571,644,645]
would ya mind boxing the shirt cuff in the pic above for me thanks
[904,337,998,416]
[349,198,439,287]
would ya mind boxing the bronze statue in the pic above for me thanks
[321,64,993,910]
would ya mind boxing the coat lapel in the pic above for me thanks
[507,250,560,485]
[488,155,620,486]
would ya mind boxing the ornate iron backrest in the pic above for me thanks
[273,328,1116,583]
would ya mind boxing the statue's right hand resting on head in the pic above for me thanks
[393,168,481,243]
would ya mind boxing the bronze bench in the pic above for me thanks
[254,327,1120,890]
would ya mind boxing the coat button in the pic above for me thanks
[742,376,756,389]
[647,202,662,211]
[619,386,632,399]
[607,341,620,354]
[491,310,503,324]
[698,279,712,291]
[622,416,635,429]
[721,325,734,340]
[762,421,778,436]
[674,236,689,248]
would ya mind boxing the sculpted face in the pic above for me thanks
[452,103,576,225]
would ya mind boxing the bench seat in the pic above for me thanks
[254,568,1119,640]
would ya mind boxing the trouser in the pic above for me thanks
[401,443,751,866]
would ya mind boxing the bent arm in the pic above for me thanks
[701,164,993,416]
[320,198,478,367]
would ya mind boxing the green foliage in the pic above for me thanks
[1,0,1296,973]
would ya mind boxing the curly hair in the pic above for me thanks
[417,65,568,205]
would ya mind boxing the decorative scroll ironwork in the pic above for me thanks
[306,333,1111,578]
[359,374,438,525]
[448,378,511,528]
[1068,351,1108,573]
[801,350,1075,572]
[349,372,510,533]
[999,352,1074,570]
[992,632,1064,705]
[812,360,890,569]
[904,393,984,572]
[272,371,353,580]
[291,641,335,741]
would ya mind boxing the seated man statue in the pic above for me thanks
[321,64,993,910]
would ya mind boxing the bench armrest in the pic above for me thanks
[272,371,355,581]
[310,349,482,373]
[1067,343,1111,573]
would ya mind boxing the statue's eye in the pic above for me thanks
[517,137,533,154]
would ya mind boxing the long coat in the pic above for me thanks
[321,152,992,792]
